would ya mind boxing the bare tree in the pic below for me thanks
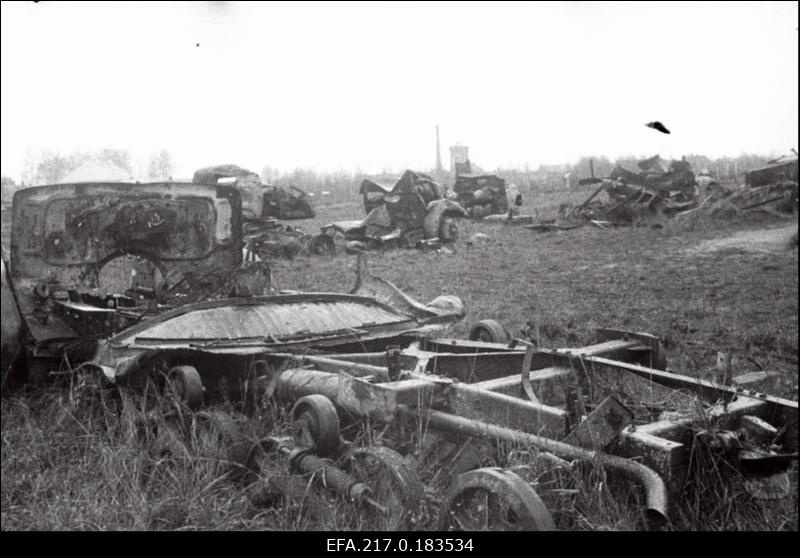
[147,150,174,179]
[97,148,133,173]
[35,152,70,185]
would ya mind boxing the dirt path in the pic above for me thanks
[692,222,799,254]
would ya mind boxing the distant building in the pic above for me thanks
[449,144,469,173]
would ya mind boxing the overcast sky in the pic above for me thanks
[1,1,797,180]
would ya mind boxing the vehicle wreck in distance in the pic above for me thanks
[193,164,315,221]
[528,155,701,231]
[451,159,514,220]
[193,164,332,259]
[2,181,795,532]
[323,170,468,252]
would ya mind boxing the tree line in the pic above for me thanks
[10,148,174,187]
[1,149,787,200]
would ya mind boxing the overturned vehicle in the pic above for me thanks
[323,170,468,252]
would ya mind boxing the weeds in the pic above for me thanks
[2,191,797,530]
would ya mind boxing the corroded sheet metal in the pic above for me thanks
[112,293,418,347]
[359,170,443,215]
[10,182,242,342]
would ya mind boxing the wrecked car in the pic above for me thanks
[3,184,796,532]
[3,181,244,387]
[359,170,443,215]
[193,164,315,220]
[453,173,511,219]
[1,181,464,392]
[324,170,468,251]
[193,165,321,259]
[449,158,515,220]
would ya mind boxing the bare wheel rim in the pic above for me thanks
[440,468,555,531]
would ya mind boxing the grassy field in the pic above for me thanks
[1,184,798,531]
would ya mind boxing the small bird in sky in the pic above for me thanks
[645,121,671,134]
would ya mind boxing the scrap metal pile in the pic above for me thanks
[322,170,468,252]
[531,156,700,232]
[531,154,798,233]
[672,152,798,227]
[243,219,334,260]
[671,180,798,229]
[2,181,797,531]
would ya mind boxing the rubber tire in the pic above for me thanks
[309,233,336,256]
[167,365,204,411]
[291,394,341,455]
[468,319,510,344]
[439,218,459,243]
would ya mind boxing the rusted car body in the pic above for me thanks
[3,182,463,390]
[261,184,315,220]
[3,183,795,531]
[452,174,510,219]
[85,259,467,395]
[193,164,314,220]
[325,171,467,250]
[359,170,443,215]
[4,182,244,383]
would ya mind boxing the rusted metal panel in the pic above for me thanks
[10,182,242,344]
[359,170,443,215]
[333,171,465,248]
[115,294,416,346]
